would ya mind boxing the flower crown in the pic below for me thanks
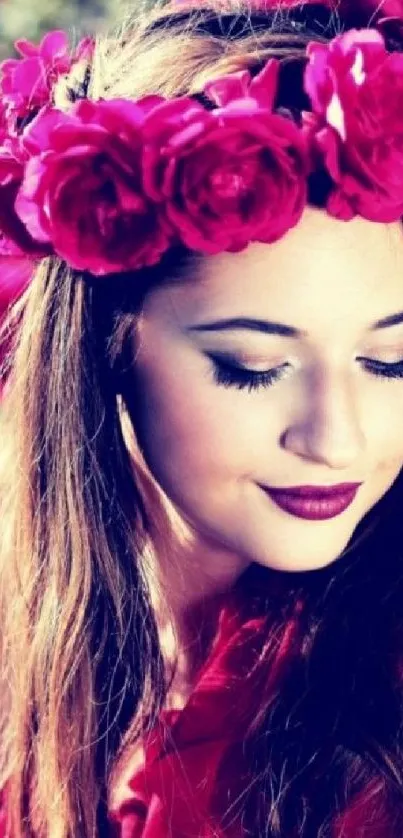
[1,22,403,277]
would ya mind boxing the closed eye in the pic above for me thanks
[206,353,403,393]
[359,357,403,378]
[207,354,290,392]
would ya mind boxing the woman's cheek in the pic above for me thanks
[137,371,254,483]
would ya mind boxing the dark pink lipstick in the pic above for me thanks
[261,482,362,520]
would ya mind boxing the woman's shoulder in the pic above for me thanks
[108,739,146,814]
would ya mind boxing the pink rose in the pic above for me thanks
[0,138,48,257]
[0,255,33,399]
[0,102,7,145]
[142,60,308,254]
[0,30,94,132]
[303,29,403,221]
[14,100,173,276]
[0,254,32,309]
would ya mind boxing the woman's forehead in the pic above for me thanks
[141,208,403,339]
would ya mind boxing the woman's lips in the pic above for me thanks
[261,483,362,521]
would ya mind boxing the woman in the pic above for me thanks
[1,0,403,835]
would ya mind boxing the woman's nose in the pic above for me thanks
[280,366,366,469]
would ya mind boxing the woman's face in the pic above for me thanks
[129,207,403,573]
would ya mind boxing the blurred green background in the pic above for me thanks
[0,0,124,59]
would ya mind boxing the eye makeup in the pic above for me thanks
[205,351,403,394]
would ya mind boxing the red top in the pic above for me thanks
[0,566,395,837]
[107,572,275,838]
[106,567,394,838]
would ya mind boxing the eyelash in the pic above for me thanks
[209,356,403,393]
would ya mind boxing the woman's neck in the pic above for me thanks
[147,523,251,708]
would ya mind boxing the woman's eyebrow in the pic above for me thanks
[372,310,403,330]
[186,310,403,337]
[186,317,306,337]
